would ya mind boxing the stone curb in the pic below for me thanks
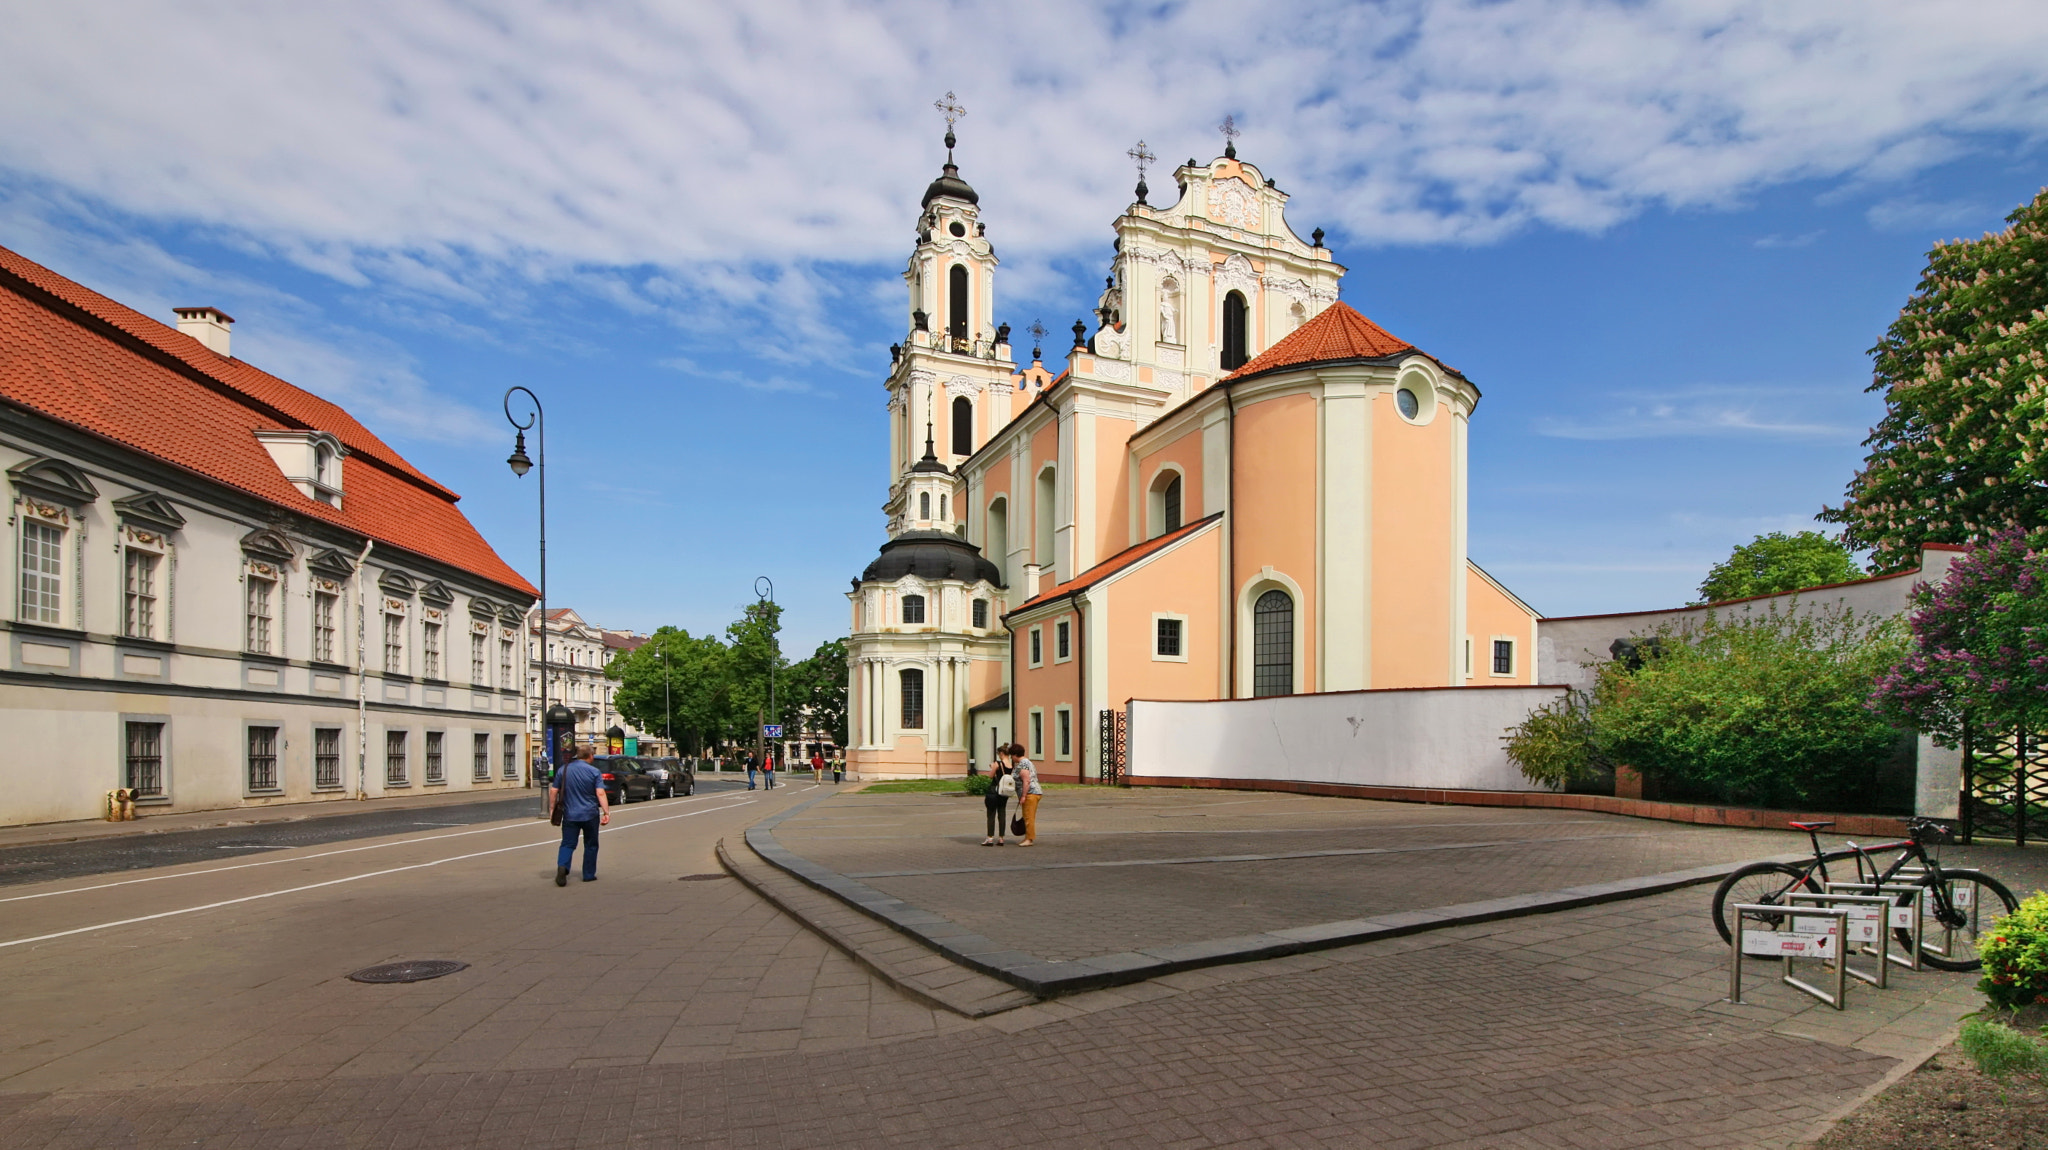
[744,799,1783,999]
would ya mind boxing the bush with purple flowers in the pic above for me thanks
[1869,531,2048,745]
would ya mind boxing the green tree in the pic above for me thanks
[1695,531,1860,603]
[724,600,786,745]
[607,627,735,755]
[782,638,850,747]
[1820,188,2048,571]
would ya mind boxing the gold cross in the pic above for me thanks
[935,91,967,128]
[1219,115,1240,144]
[1127,139,1156,177]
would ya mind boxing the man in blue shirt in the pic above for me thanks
[549,742,609,885]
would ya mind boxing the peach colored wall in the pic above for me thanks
[1095,415,1135,566]
[1011,609,1082,775]
[1134,423,1206,544]
[1029,418,1061,567]
[1100,528,1223,703]
[1370,391,1455,687]
[969,658,1005,708]
[1232,391,1320,692]
[1465,567,1537,685]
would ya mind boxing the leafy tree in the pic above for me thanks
[724,599,786,744]
[1504,604,1910,809]
[1696,531,1860,603]
[1869,531,2048,746]
[607,627,736,755]
[1820,188,2048,571]
[780,638,850,747]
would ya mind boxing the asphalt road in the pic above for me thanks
[0,777,752,887]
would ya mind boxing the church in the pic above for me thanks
[844,124,1540,781]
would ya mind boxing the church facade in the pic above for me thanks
[845,133,1540,781]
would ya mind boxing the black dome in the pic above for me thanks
[859,531,1003,587]
[922,162,979,208]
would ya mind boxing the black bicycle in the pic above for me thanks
[1709,816,2018,971]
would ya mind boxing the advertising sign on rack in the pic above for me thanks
[1741,930,1837,958]
[1799,908,1881,943]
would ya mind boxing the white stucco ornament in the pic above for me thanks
[1207,181,1260,231]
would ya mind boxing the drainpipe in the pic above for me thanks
[353,537,375,799]
[1225,382,1239,699]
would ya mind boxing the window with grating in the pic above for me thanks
[314,727,342,789]
[247,726,279,791]
[125,721,164,796]
[1252,589,1294,697]
[899,668,924,729]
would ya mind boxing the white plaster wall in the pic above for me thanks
[1128,685,1566,791]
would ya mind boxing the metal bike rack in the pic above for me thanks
[1787,893,1893,989]
[1824,881,1925,972]
[1729,904,1849,1010]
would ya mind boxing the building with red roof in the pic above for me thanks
[844,136,1540,781]
[1,243,538,825]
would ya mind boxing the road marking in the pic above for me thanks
[0,797,757,950]
[0,793,747,906]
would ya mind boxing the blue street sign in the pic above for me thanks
[763,724,784,738]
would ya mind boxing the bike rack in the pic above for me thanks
[1787,893,1894,989]
[1729,904,1849,1010]
[1824,881,1925,972]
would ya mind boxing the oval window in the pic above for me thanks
[949,221,967,237]
[1396,388,1420,420]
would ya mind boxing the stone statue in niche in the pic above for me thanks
[1159,277,1181,344]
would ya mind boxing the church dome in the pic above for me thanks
[859,530,1003,587]
[922,162,979,208]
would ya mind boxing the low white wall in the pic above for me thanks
[1128,685,1566,792]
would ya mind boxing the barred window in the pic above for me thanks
[425,730,445,783]
[384,612,404,674]
[1029,627,1042,666]
[474,732,491,781]
[1252,589,1294,697]
[1055,619,1070,660]
[19,520,62,624]
[1030,710,1043,757]
[972,598,988,628]
[902,594,925,624]
[1156,617,1183,658]
[1492,639,1515,676]
[500,638,513,687]
[314,727,342,789]
[125,721,164,796]
[1058,708,1072,758]
[385,730,408,785]
[246,726,279,791]
[313,590,338,663]
[124,549,159,638]
[245,575,275,654]
[899,668,924,729]
[422,621,443,679]
[503,732,520,779]
[471,631,487,683]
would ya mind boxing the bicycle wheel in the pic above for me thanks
[1712,862,1821,945]
[1908,869,2018,971]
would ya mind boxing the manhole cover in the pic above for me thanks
[678,873,728,882]
[347,959,469,984]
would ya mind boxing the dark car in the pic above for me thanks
[592,756,657,804]
[656,757,694,798]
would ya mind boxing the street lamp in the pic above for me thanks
[660,647,672,757]
[756,576,775,768]
[504,386,551,816]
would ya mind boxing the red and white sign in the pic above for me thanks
[1742,930,1837,958]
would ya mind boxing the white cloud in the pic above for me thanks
[1534,384,1867,441]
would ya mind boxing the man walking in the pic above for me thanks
[548,743,609,885]
[810,749,824,784]
[746,752,758,790]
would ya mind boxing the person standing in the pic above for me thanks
[548,743,609,885]
[746,752,758,790]
[1010,742,1042,847]
[982,753,1012,846]
[763,752,777,789]
[810,750,825,784]
[832,757,844,785]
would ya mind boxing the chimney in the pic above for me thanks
[173,306,234,357]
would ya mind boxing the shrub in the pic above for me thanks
[1957,1016,2048,1080]
[1503,689,1604,790]
[962,773,992,796]
[1980,890,2048,1012]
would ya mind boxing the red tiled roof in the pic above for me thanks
[0,243,536,597]
[1225,301,1417,380]
[1009,513,1222,615]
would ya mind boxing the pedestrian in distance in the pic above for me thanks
[982,753,1013,846]
[548,742,609,885]
[764,753,777,789]
[832,757,844,784]
[810,749,825,784]
[1009,742,1042,846]
[746,752,758,790]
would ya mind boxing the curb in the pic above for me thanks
[744,801,1776,999]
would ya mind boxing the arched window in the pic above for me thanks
[948,265,969,341]
[987,497,1008,587]
[902,594,926,624]
[951,396,974,455]
[1035,467,1057,569]
[1252,588,1294,697]
[920,491,931,520]
[939,494,948,521]
[1221,290,1249,370]
[900,668,925,729]
[1163,475,1182,532]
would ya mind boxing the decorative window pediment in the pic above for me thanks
[8,456,98,509]
[419,580,454,607]
[377,569,417,598]
[308,548,358,578]
[112,491,186,533]
[469,596,498,619]
[498,605,525,627]
[239,526,297,563]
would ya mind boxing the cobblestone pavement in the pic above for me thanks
[4,780,2042,1148]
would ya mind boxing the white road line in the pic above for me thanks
[0,797,756,950]
[0,792,747,906]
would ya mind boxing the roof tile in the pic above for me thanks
[1225,301,1416,380]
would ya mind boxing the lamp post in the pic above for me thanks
[503,386,550,816]
[660,647,672,756]
[755,576,775,768]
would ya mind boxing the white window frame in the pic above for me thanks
[1054,705,1073,761]
[503,732,520,779]
[123,544,161,640]
[16,514,66,626]
[312,585,340,664]
[500,636,514,689]
[1151,612,1189,662]
[385,728,410,787]
[244,722,282,794]
[473,732,492,781]
[383,608,406,675]
[1028,707,1044,758]
[1027,625,1043,668]
[1489,636,1518,679]
[422,618,443,680]
[313,726,344,790]
[424,729,446,785]
[245,567,278,655]
[1053,616,1072,664]
[1463,637,1473,678]
[471,628,487,685]
[1145,463,1188,541]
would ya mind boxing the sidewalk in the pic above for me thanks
[0,784,544,849]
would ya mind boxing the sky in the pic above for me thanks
[3,0,2046,653]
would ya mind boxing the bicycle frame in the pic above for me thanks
[1784,824,1970,929]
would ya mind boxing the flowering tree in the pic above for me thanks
[1870,532,2048,745]
[1820,189,2048,572]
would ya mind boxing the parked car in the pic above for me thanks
[657,757,694,797]
[592,755,656,804]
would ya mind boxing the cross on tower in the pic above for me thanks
[934,91,967,158]
[1028,319,1047,362]
[1127,139,1156,205]
[1219,114,1241,159]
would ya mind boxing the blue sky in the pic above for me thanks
[4,1,2046,653]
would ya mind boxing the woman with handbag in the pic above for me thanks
[1008,742,1042,847]
[982,753,1013,846]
